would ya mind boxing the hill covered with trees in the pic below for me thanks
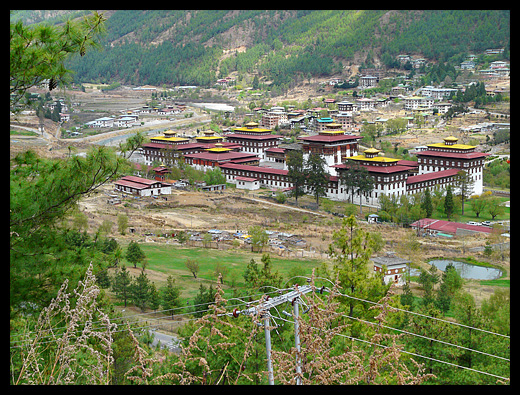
[11,10,510,88]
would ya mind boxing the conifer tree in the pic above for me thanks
[328,215,390,320]
[131,270,151,312]
[444,186,455,220]
[112,265,132,308]
[126,241,145,269]
[161,275,182,311]
[421,187,433,217]
[286,150,306,205]
[305,152,329,206]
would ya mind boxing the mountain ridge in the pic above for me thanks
[11,10,510,87]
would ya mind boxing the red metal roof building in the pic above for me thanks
[298,129,362,176]
[225,125,282,160]
[114,175,171,197]
[410,218,492,236]
[183,144,260,170]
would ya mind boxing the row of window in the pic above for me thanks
[418,158,483,166]
[229,140,277,147]
[376,173,407,183]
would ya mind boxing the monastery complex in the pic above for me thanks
[136,122,487,206]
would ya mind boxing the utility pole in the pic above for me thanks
[229,284,314,385]
[293,297,302,385]
[263,314,274,385]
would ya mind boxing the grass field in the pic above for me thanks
[133,244,325,300]
[432,196,509,223]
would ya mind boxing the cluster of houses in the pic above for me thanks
[84,104,186,129]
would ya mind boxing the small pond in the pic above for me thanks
[409,259,502,280]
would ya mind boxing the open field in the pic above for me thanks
[117,244,323,300]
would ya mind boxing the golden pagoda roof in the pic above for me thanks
[151,135,189,142]
[319,129,345,135]
[364,147,381,155]
[233,126,272,133]
[244,121,259,127]
[427,142,475,150]
[205,143,232,152]
[349,153,399,163]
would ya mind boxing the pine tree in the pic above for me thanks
[149,282,161,313]
[243,258,260,289]
[421,187,433,217]
[435,263,463,313]
[305,152,329,206]
[454,170,474,215]
[161,275,182,311]
[112,265,132,307]
[444,185,454,220]
[126,240,145,269]
[328,215,390,320]
[131,270,151,312]
[286,150,307,205]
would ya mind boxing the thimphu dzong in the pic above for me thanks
[139,124,487,207]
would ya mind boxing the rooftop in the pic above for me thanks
[233,126,272,134]
[406,168,460,184]
[410,218,492,235]
[298,134,361,143]
[226,133,282,140]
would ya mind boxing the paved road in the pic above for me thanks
[12,105,211,149]
[149,329,182,353]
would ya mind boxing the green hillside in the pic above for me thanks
[12,10,510,88]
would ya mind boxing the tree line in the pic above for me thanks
[59,10,509,89]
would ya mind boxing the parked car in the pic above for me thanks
[481,221,492,226]
[467,221,479,226]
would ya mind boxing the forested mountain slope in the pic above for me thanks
[12,10,510,87]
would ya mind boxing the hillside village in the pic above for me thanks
[12,45,510,262]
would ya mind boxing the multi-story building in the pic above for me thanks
[419,86,458,101]
[360,75,378,88]
[298,128,362,176]
[415,136,488,195]
[261,107,288,129]
[334,112,354,130]
[333,147,415,205]
[337,101,355,113]
[356,98,376,111]
[225,123,282,160]
[404,96,434,110]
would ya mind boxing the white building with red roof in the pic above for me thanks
[183,144,260,171]
[415,136,488,195]
[225,123,282,160]
[298,127,362,176]
[114,175,171,197]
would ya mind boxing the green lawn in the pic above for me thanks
[134,244,324,300]
[432,196,509,223]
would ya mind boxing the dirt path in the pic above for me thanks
[244,196,328,217]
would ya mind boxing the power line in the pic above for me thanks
[290,276,510,339]
[11,287,291,344]
[11,285,510,382]
[273,314,509,382]
[328,287,510,339]
[337,311,509,362]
